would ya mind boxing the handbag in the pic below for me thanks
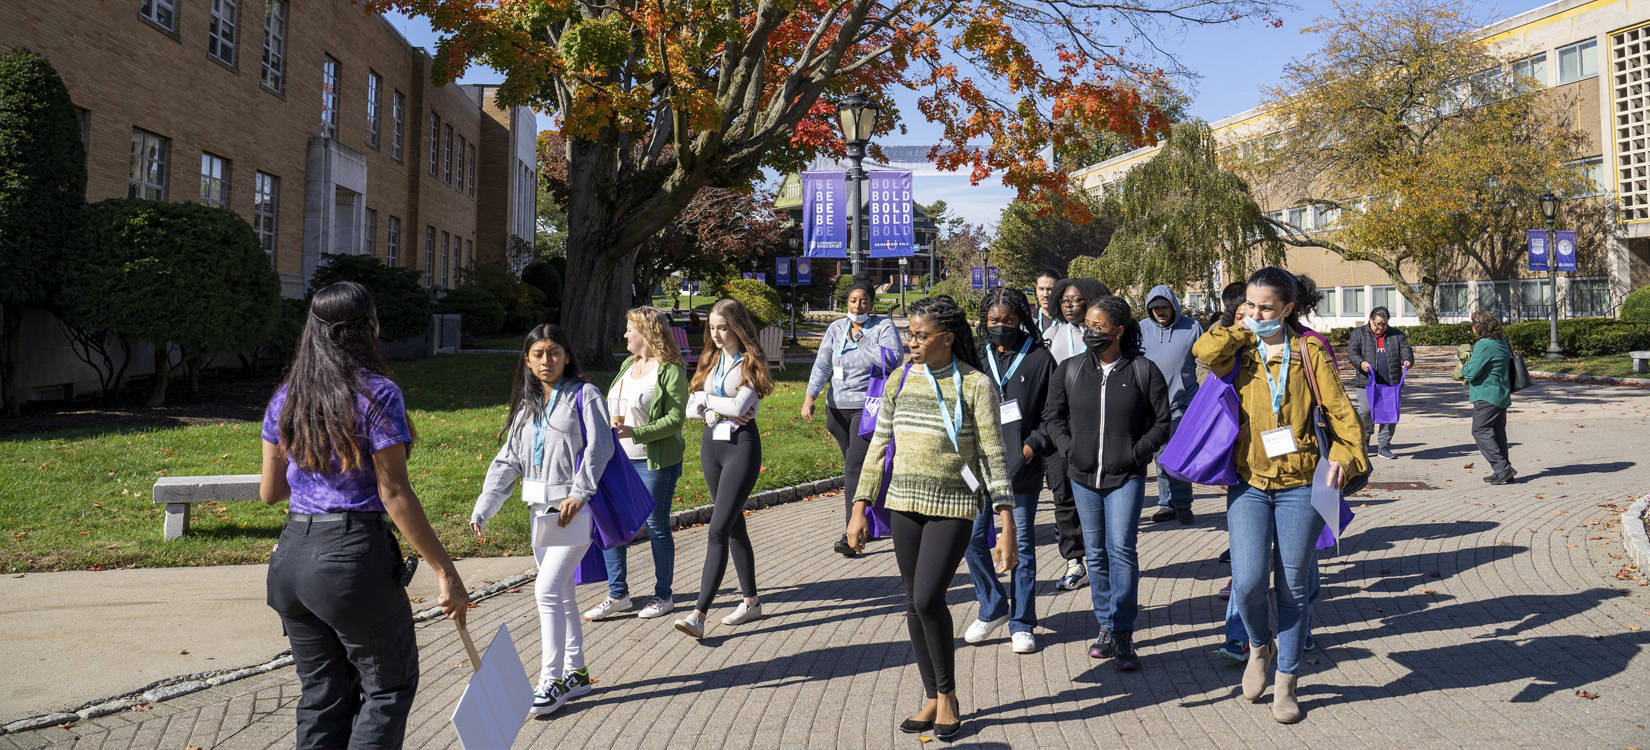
[1510,352,1533,393]
[1365,366,1407,425]
[863,363,914,539]
[857,346,899,438]
[554,385,657,585]
[1157,367,1241,486]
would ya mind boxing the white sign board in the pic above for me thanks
[450,624,533,750]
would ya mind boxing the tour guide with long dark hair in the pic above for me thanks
[260,281,469,750]
[1191,267,1368,724]
[847,295,1016,740]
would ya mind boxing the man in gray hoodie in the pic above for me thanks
[1137,285,1204,524]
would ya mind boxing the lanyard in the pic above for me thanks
[922,359,964,453]
[1256,338,1291,416]
[714,352,742,397]
[838,320,865,357]
[1065,324,1087,357]
[986,336,1031,388]
[531,379,570,469]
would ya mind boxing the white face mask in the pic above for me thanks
[848,312,869,324]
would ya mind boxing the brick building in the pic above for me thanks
[0,0,537,400]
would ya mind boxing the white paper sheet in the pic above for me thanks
[1310,459,1342,550]
[451,624,533,750]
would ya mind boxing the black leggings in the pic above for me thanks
[1046,453,1083,561]
[891,509,972,698]
[827,406,872,521]
[697,421,762,613]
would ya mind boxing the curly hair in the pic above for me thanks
[1089,294,1145,357]
[1218,281,1248,328]
[1046,278,1112,323]
[625,306,686,370]
[690,297,775,398]
[975,288,1043,351]
[1471,309,1505,340]
[1291,274,1325,326]
[908,295,981,370]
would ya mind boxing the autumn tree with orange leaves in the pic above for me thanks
[371,0,1287,357]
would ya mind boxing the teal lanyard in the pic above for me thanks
[986,337,1031,388]
[838,322,863,358]
[922,359,964,453]
[714,352,742,397]
[531,379,569,469]
[1256,338,1291,416]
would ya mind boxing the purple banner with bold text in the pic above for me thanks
[803,172,847,258]
[1527,229,1549,272]
[1555,230,1577,271]
[776,257,790,286]
[867,171,915,258]
[971,267,984,289]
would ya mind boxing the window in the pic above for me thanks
[141,0,176,30]
[207,0,238,65]
[1288,206,1308,230]
[428,114,439,175]
[1437,283,1469,318]
[1569,157,1605,197]
[1557,39,1598,83]
[1340,286,1365,317]
[321,57,340,138]
[254,172,278,256]
[1312,203,1339,229]
[128,128,169,200]
[386,216,401,267]
[443,125,454,184]
[424,227,436,287]
[390,91,405,161]
[199,153,229,207]
[365,209,377,256]
[456,136,466,192]
[1475,280,1512,316]
[366,72,382,148]
[1569,277,1610,317]
[467,144,476,197]
[261,0,286,92]
[440,232,451,287]
[465,239,473,267]
[1511,53,1546,90]
[1371,285,1396,313]
[1316,288,1337,318]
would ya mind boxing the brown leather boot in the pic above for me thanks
[1242,641,1274,702]
[1272,671,1302,723]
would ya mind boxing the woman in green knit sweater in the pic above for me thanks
[847,295,1016,741]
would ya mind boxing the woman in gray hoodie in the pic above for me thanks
[469,324,613,718]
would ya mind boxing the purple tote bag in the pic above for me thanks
[1366,366,1406,425]
[862,364,914,538]
[857,346,900,437]
[1158,368,1241,486]
[565,388,659,585]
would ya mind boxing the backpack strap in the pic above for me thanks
[1130,356,1151,390]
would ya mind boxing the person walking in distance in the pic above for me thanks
[1042,277,1110,591]
[583,307,690,621]
[803,278,903,557]
[1032,268,1063,344]
[1346,307,1413,460]
[846,295,1016,741]
[961,288,1055,654]
[675,298,776,638]
[1045,295,1172,671]
[1463,310,1517,484]
[470,324,611,717]
[1192,268,1367,723]
[262,282,470,749]
[1138,285,1205,525]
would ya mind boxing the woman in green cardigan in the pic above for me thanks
[584,307,690,621]
[1462,310,1517,485]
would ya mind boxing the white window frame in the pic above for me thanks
[440,231,451,287]
[128,128,169,200]
[465,238,473,268]
[443,125,454,185]
[424,226,436,286]
[1315,288,1337,318]
[199,152,229,208]
[261,0,286,92]
[1437,283,1469,318]
[208,0,237,65]
[386,216,401,267]
[365,208,377,256]
[254,172,279,256]
[366,72,382,149]
[456,135,466,192]
[428,114,439,176]
[1511,53,1546,90]
[321,57,340,138]
[390,91,405,161]
[141,0,176,31]
[1557,39,1598,84]
[1340,286,1365,317]
[467,144,477,198]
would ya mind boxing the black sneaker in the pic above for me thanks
[1488,469,1518,485]
[563,667,592,699]
[529,679,570,715]
[833,534,858,557]
[1113,630,1140,671]
[1176,508,1195,525]
[1055,559,1087,591]
[1150,507,1176,523]
[1219,549,1231,564]
[1088,628,1116,659]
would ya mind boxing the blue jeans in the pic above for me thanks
[1224,554,1318,646]
[963,491,1038,634]
[1226,481,1324,675]
[1154,405,1193,511]
[602,460,682,600]
[1070,478,1144,632]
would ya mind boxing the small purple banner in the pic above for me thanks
[797,258,812,285]
[1527,229,1549,272]
[776,257,790,286]
[755,272,767,284]
[971,267,984,290]
[803,172,848,258]
[987,266,1000,288]
[742,272,754,280]
[1555,230,1577,271]
[867,171,915,258]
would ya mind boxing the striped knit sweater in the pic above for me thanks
[854,361,1014,520]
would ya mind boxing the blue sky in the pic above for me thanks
[383,0,1554,228]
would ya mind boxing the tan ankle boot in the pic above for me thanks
[1242,641,1274,701]
[1272,671,1301,723]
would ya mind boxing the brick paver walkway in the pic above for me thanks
[6,369,1649,749]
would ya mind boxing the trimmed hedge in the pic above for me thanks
[1505,318,1650,357]
[1328,323,1476,347]
[721,278,785,328]
[309,253,433,342]
[437,286,507,337]
[1623,286,1650,325]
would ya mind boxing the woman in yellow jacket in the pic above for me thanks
[1192,267,1367,724]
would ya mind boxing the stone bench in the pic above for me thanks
[1631,351,1650,375]
[153,474,262,541]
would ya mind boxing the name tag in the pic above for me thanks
[1261,427,1298,458]
[712,421,735,442]
[522,479,549,506]
[960,463,981,491]
[999,398,1022,424]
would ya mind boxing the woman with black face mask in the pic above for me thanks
[960,288,1056,655]
[1039,277,1110,592]
[1044,295,1172,672]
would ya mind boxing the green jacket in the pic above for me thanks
[611,356,689,470]
[1461,337,1512,409]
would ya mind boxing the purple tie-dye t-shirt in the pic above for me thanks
[260,374,413,514]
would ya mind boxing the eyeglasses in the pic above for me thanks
[1082,322,1119,333]
[903,330,948,345]
[1060,298,1086,308]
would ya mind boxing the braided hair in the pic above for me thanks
[975,288,1044,351]
[1089,294,1145,357]
[907,295,981,370]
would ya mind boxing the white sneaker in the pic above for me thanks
[673,614,705,639]
[1011,631,1037,654]
[964,614,1010,644]
[637,596,674,619]
[583,596,632,620]
[720,601,763,626]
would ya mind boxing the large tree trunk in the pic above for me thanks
[1,302,22,416]
[147,345,170,407]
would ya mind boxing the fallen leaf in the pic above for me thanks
[1462,463,1474,469]
[409,598,425,604]
[1421,588,1437,594]
[1630,625,1642,632]
[10,573,24,578]
[58,721,78,729]
[179,649,189,655]
[918,737,932,744]
[129,704,151,712]
[1575,690,1598,700]
[468,602,480,608]
[505,588,522,594]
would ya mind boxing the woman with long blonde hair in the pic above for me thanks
[583,307,692,621]
[674,298,775,638]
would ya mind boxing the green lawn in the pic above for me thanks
[0,354,843,572]
[1529,352,1650,380]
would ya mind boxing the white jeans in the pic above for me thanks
[532,511,592,687]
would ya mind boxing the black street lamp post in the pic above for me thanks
[786,232,801,346]
[1538,193,1564,360]
[835,92,880,279]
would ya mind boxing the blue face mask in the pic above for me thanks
[1244,315,1284,338]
